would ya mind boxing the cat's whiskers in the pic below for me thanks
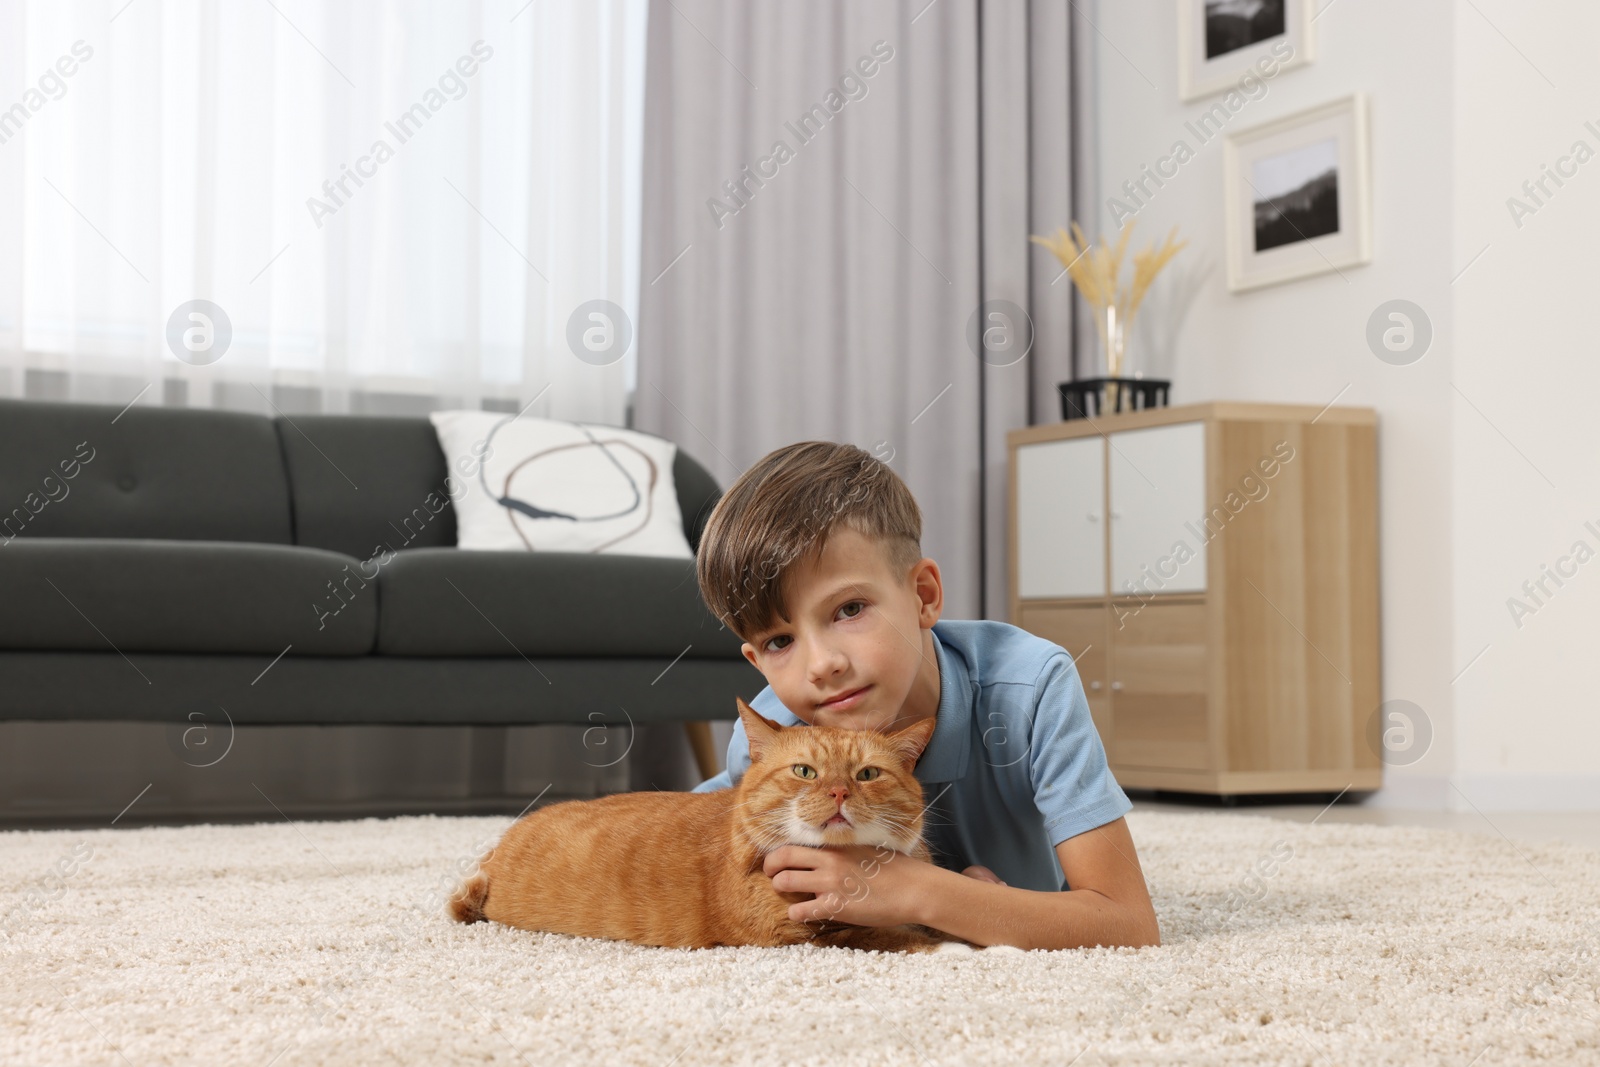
[734,804,795,854]
[850,800,929,852]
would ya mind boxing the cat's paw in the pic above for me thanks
[931,940,977,955]
[981,943,1027,955]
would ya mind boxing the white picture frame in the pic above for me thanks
[1223,93,1371,292]
[1178,0,1315,102]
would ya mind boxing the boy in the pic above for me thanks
[690,442,1160,951]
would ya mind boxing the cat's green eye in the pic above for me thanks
[792,764,816,779]
[856,767,881,782]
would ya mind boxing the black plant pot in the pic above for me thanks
[1058,377,1171,421]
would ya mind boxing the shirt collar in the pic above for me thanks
[913,624,973,784]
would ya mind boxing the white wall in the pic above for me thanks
[1451,1,1600,809]
[1082,0,1598,810]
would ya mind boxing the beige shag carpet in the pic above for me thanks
[3,807,1598,1066]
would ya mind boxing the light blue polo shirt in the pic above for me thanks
[691,618,1133,893]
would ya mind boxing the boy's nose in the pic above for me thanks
[807,644,849,682]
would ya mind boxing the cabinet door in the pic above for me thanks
[1109,422,1207,596]
[1109,600,1211,771]
[1015,602,1111,748]
[1015,438,1104,599]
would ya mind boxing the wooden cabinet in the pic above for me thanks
[1108,422,1208,596]
[1008,402,1383,798]
[1015,437,1104,598]
[1111,599,1210,772]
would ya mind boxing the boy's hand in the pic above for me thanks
[763,844,935,928]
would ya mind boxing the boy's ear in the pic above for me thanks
[736,696,784,763]
[883,715,938,769]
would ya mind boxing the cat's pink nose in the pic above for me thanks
[828,785,849,803]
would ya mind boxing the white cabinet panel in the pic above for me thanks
[1016,437,1104,599]
[1109,422,1207,595]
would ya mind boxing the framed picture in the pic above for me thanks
[1223,93,1371,292]
[1178,0,1314,101]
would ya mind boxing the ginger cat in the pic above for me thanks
[448,695,967,953]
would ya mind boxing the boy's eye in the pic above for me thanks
[793,764,816,779]
[856,767,880,782]
[760,601,864,653]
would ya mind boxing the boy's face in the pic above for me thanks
[739,526,943,734]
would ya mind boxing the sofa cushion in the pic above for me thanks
[672,447,722,555]
[375,548,742,658]
[0,398,292,545]
[0,539,376,655]
[273,414,459,561]
[426,411,695,557]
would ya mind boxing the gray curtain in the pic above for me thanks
[635,0,1075,621]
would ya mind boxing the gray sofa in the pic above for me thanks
[0,397,758,746]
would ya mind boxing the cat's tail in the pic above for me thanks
[447,870,490,924]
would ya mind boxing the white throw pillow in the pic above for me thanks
[428,410,694,558]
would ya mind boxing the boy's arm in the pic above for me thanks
[918,652,1159,949]
[911,817,1160,950]
[690,769,732,792]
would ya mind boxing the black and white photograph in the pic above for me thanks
[1178,0,1313,101]
[1224,94,1371,290]
[1250,136,1340,251]
[1205,0,1287,60]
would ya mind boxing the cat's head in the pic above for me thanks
[730,695,937,854]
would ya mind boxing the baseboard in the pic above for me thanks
[1358,771,1453,810]
[1360,771,1600,812]
[1450,772,1600,813]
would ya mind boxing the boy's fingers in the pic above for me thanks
[772,870,824,895]
[762,845,821,876]
[762,847,802,876]
[962,864,1006,885]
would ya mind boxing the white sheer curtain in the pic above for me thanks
[0,0,646,421]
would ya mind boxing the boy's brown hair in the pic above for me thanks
[696,442,923,643]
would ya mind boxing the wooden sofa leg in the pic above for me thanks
[682,721,721,782]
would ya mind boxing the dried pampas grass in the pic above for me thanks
[1031,220,1188,379]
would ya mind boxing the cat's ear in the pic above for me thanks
[736,696,784,763]
[883,714,938,769]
